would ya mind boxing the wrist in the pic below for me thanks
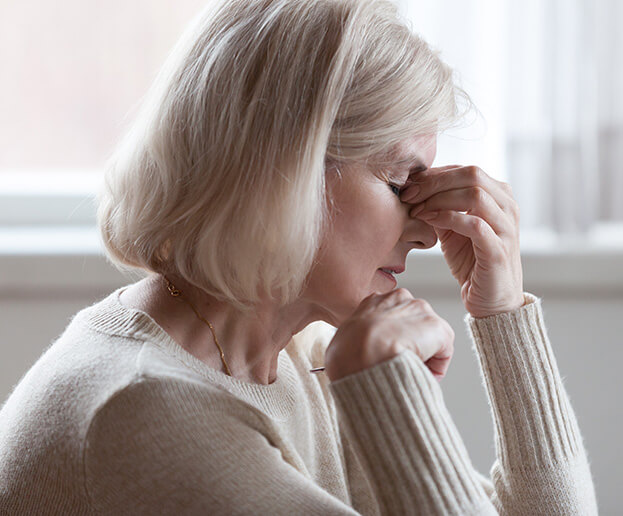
[469,293,528,319]
[326,342,405,382]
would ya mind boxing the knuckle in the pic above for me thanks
[471,217,488,233]
[386,341,407,358]
[393,287,413,300]
[470,186,487,203]
[411,298,432,311]
[466,165,484,183]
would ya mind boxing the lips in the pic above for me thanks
[379,265,405,275]
[377,268,399,284]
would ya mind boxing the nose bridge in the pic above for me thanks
[401,208,438,249]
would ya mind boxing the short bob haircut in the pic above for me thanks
[98,0,469,310]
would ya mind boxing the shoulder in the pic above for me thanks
[87,374,239,431]
[83,375,264,480]
[82,376,277,513]
[0,287,148,446]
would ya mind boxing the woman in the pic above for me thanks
[0,0,598,514]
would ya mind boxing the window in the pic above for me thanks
[2,0,621,247]
[398,0,623,241]
[0,0,209,233]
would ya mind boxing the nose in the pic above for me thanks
[401,210,438,249]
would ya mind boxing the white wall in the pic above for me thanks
[1,250,622,514]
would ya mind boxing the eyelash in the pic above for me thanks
[389,183,402,197]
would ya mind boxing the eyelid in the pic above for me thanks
[388,182,403,196]
[388,179,406,188]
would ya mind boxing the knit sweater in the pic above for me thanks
[0,287,598,515]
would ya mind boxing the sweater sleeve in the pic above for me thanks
[464,292,598,514]
[328,345,498,515]
[83,378,361,516]
[328,292,598,516]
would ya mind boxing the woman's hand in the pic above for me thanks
[400,165,524,318]
[324,288,454,382]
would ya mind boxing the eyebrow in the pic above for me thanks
[392,155,426,172]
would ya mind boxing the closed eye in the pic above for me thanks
[389,183,402,196]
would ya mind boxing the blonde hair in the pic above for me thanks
[97,0,468,310]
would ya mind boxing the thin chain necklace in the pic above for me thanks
[163,276,233,377]
[162,275,326,377]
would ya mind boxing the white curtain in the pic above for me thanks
[398,0,623,239]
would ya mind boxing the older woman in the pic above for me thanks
[0,0,598,514]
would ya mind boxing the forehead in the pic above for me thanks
[387,135,436,170]
[333,134,437,181]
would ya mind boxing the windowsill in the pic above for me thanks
[0,226,102,255]
[1,225,623,295]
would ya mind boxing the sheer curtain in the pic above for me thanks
[398,0,623,241]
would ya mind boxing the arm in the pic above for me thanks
[400,163,598,513]
[83,379,360,516]
[465,292,599,515]
[329,349,498,515]
[326,294,598,515]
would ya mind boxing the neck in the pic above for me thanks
[124,274,326,385]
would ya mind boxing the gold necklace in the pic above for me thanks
[163,276,233,377]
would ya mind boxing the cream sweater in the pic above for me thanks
[0,287,598,515]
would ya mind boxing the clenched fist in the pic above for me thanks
[324,288,454,382]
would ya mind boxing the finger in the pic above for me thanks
[413,210,504,263]
[401,165,461,198]
[358,287,411,313]
[426,355,452,381]
[375,287,414,310]
[408,186,516,236]
[401,166,518,223]
[426,338,453,380]
[401,165,510,204]
[405,164,462,182]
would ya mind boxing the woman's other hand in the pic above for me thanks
[324,288,454,382]
[400,165,524,318]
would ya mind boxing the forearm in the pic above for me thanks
[329,350,497,515]
[465,292,599,515]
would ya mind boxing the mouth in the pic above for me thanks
[378,266,405,275]
[377,266,404,284]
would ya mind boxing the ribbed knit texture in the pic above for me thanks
[465,293,599,514]
[328,351,497,515]
[0,287,598,515]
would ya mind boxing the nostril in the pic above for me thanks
[412,237,438,249]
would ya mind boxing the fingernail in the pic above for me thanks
[410,203,425,217]
[401,185,420,202]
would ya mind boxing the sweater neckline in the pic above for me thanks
[82,285,300,419]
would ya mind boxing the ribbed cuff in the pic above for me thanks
[464,292,586,471]
[329,351,496,515]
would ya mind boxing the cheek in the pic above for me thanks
[303,206,402,317]
[320,178,403,272]
[331,202,400,271]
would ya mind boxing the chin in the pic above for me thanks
[327,290,385,326]
[312,294,361,328]
[307,276,394,327]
